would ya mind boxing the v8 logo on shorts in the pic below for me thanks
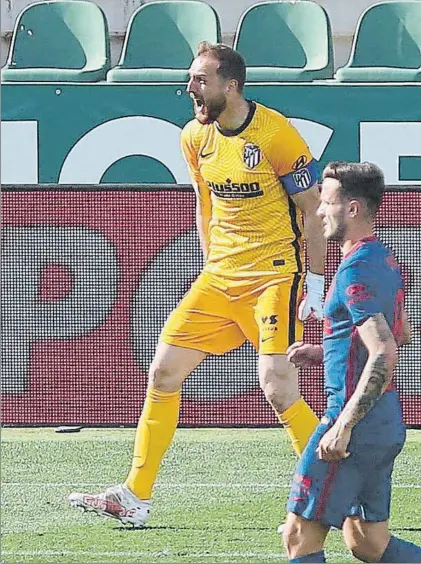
[261,315,278,325]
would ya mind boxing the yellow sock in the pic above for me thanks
[125,387,181,500]
[278,397,319,456]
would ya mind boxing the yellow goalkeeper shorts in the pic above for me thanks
[160,271,303,355]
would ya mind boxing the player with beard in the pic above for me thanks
[69,43,326,527]
[282,162,421,563]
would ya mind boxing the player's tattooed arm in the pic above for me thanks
[399,308,412,346]
[338,313,398,429]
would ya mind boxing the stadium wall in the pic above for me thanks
[2,83,421,186]
[2,82,421,426]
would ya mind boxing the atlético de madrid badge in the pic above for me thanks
[243,143,262,169]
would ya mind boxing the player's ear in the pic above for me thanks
[348,200,359,218]
[226,79,238,93]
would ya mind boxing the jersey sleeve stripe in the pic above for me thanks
[287,196,303,273]
[288,273,302,346]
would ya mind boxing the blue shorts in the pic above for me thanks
[287,413,406,529]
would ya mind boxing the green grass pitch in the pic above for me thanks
[2,428,420,563]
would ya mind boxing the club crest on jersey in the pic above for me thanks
[243,143,262,169]
[293,168,312,189]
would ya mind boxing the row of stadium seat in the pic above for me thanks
[2,0,421,83]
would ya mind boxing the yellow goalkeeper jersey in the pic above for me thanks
[180,101,318,279]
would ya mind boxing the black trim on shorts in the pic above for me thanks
[288,273,301,346]
[287,195,303,273]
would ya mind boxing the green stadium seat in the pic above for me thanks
[336,1,421,82]
[233,1,334,82]
[1,0,111,83]
[107,1,221,83]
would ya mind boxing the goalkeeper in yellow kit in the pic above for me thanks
[69,43,326,526]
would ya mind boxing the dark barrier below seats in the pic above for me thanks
[2,185,420,427]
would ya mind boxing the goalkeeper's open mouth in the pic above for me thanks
[190,93,208,120]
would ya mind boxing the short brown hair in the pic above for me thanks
[196,42,246,92]
[323,161,385,217]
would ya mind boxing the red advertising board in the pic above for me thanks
[2,188,420,426]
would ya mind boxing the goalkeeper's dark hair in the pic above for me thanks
[196,42,246,92]
[323,161,385,217]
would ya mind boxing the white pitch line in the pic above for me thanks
[0,549,355,560]
[2,481,420,489]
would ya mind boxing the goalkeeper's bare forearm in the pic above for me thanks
[291,184,325,276]
[303,208,325,276]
